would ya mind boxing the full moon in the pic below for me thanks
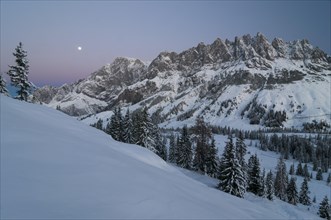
[77,46,82,51]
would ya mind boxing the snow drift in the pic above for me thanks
[0,95,317,219]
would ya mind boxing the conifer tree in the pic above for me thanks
[289,164,295,175]
[156,135,167,161]
[123,109,133,144]
[131,111,141,145]
[247,154,262,196]
[0,74,9,96]
[296,162,303,176]
[192,117,212,173]
[316,169,323,180]
[259,168,266,197]
[153,125,167,160]
[299,177,311,206]
[138,108,158,153]
[266,170,274,200]
[236,131,247,168]
[95,118,103,130]
[107,107,124,141]
[303,164,310,180]
[205,137,218,177]
[274,156,288,201]
[318,196,330,219]
[168,133,177,163]
[287,176,298,205]
[218,136,246,198]
[7,42,32,101]
[177,125,192,169]
[327,173,331,185]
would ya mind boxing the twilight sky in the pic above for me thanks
[1,1,330,87]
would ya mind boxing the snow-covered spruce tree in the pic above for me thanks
[274,156,288,201]
[175,135,180,164]
[289,164,295,175]
[247,154,262,196]
[7,42,31,101]
[265,170,274,200]
[137,108,158,154]
[296,162,303,176]
[123,109,133,144]
[177,125,192,169]
[287,176,298,205]
[94,118,103,130]
[0,74,9,96]
[235,131,247,187]
[107,107,124,142]
[131,110,141,145]
[152,125,167,161]
[316,169,323,180]
[303,164,310,180]
[192,117,212,174]
[299,177,311,206]
[218,136,246,198]
[205,137,218,178]
[259,168,266,197]
[318,196,330,219]
[168,133,177,163]
[236,131,247,168]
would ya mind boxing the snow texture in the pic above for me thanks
[0,95,321,219]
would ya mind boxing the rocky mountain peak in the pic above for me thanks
[33,33,331,120]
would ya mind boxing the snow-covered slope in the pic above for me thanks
[34,33,331,130]
[2,95,319,219]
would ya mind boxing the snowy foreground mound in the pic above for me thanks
[0,95,317,219]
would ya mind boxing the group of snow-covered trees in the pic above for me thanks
[211,125,331,174]
[168,118,218,177]
[1,42,32,101]
[165,120,330,218]
[91,107,167,161]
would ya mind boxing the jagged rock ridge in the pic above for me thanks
[33,33,331,129]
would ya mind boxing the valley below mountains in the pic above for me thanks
[33,33,331,130]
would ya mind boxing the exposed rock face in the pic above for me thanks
[34,33,331,130]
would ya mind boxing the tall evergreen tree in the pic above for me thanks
[192,117,212,173]
[274,156,288,201]
[137,108,158,154]
[259,168,266,197]
[177,125,192,169]
[122,109,133,144]
[266,170,274,201]
[168,133,177,163]
[289,164,295,175]
[327,173,331,185]
[153,125,167,161]
[318,196,330,219]
[316,169,323,180]
[303,164,310,180]
[218,136,246,198]
[296,162,303,176]
[107,107,124,142]
[205,137,218,177]
[247,154,262,196]
[94,118,103,130]
[7,42,32,101]
[236,131,247,168]
[0,74,9,96]
[287,177,298,205]
[299,177,311,206]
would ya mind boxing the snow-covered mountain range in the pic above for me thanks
[33,33,331,130]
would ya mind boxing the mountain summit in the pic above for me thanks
[33,33,331,129]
